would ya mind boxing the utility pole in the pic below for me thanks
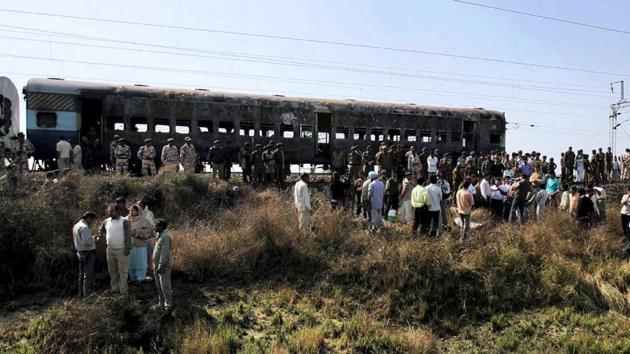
[610,80,628,156]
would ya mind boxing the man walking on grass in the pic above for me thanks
[368,170,385,233]
[99,205,132,294]
[72,211,97,298]
[456,180,474,240]
[294,173,312,232]
[153,219,173,312]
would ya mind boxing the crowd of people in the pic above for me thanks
[294,142,630,257]
[72,198,173,312]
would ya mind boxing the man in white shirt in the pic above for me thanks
[427,149,439,177]
[71,142,83,171]
[99,205,132,294]
[480,174,492,209]
[72,211,97,298]
[426,175,443,236]
[294,173,312,232]
[56,136,72,171]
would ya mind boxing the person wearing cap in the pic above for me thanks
[368,170,385,233]
[72,211,98,298]
[262,145,275,184]
[137,138,157,176]
[161,138,180,170]
[109,135,120,171]
[11,132,35,173]
[207,140,225,180]
[114,138,131,175]
[348,145,362,180]
[238,142,252,183]
[375,145,392,177]
[273,143,286,185]
[56,135,72,171]
[180,137,197,174]
[250,144,264,185]
[294,173,312,232]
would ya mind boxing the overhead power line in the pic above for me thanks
[0,24,610,94]
[0,24,612,97]
[0,52,607,109]
[0,7,628,77]
[452,0,630,36]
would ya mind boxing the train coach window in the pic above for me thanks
[154,119,170,133]
[176,120,191,135]
[239,122,256,137]
[404,129,417,142]
[198,120,212,134]
[353,127,366,140]
[490,134,501,144]
[106,116,124,131]
[130,117,148,133]
[436,130,447,144]
[420,129,432,143]
[36,112,57,128]
[260,124,276,138]
[370,129,383,142]
[218,121,235,135]
[336,127,349,140]
[281,124,294,138]
[451,131,462,142]
[387,129,401,142]
[300,125,312,138]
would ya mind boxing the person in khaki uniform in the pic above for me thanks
[238,142,252,183]
[153,219,172,311]
[11,132,35,173]
[114,138,131,175]
[109,134,120,171]
[137,138,156,176]
[250,144,264,185]
[179,137,197,174]
[161,138,180,170]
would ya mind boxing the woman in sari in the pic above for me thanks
[127,204,153,284]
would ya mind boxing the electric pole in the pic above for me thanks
[610,80,628,156]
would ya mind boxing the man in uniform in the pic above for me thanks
[238,142,252,183]
[273,143,286,185]
[207,140,224,180]
[262,144,275,184]
[564,146,575,183]
[348,145,362,180]
[161,137,180,170]
[223,141,238,180]
[137,138,156,176]
[362,145,376,176]
[605,147,613,181]
[331,146,346,174]
[11,132,34,173]
[114,138,131,175]
[590,149,600,183]
[109,134,120,171]
[375,144,392,177]
[179,137,197,174]
[250,144,264,185]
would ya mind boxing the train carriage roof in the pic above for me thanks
[25,78,504,120]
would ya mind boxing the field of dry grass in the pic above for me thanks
[1,173,630,353]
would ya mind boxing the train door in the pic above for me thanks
[315,112,332,162]
[463,120,476,151]
[80,98,103,140]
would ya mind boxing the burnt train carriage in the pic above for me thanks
[24,78,505,169]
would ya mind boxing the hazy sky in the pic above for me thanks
[1,0,628,158]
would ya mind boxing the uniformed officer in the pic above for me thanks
[161,138,180,170]
[262,144,275,184]
[250,144,264,185]
[180,137,197,174]
[207,140,224,179]
[109,134,120,170]
[238,142,252,183]
[348,145,362,180]
[331,146,346,173]
[11,132,35,173]
[137,138,156,176]
[273,143,286,185]
[362,145,376,176]
[114,138,131,174]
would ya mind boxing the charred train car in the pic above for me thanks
[24,78,505,168]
